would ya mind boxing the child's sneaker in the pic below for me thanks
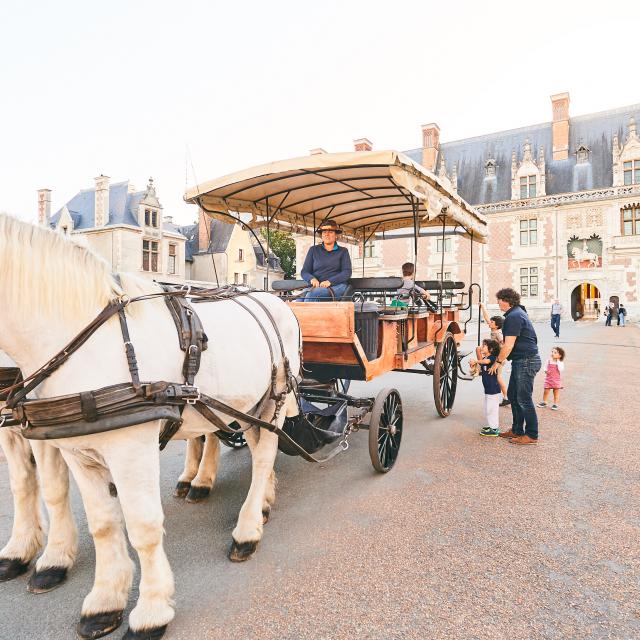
[479,426,500,437]
[536,401,547,408]
[551,404,559,410]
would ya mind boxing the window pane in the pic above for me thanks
[529,175,536,186]
[624,209,632,220]
[520,267,528,275]
[529,219,537,230]
[531,285,538,296]
[520,231,528,245]
[143,240,149,249]
[624,221,633,235]
[521,277,528,286]
[520,220,528,230]
[520,186,528,199]
[635,220,640,235]
[530,276,538,284]
[531,267,537,274]
[530,230,537,244]
[151,253,158,271]
[635,168,640,184]
[142,253,149,271]
[624,161,632,169]
[520,177,527,186]
[445,272,451,280]
[624,171,632,185]
[521,286,528,296]
[529,183,536,198]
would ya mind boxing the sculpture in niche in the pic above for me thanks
[567,234,602,270]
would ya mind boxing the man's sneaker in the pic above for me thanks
[551,404,559,410]
[510,435,538,445]
[480,427,500,437]
[498,429,517,438]
[536,401,547,408]
[499,398,511,407]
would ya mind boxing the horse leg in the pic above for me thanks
[27,441,78,593]
[174,436,203,499]
[0,429,44,581]
[102,431,174,640]
[186,434,220,503]
[229,393,296,561]
[242,426,276,525]
[61,450,133,640]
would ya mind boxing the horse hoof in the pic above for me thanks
[173,481,191,499]
[121,624,168,640]
[76,610,124,639]
[28,566,68,593]
[228,539,258,562]
[185,485,211,503]
[0,558,30,582]
[262,507,271,525]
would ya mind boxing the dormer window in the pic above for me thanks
[144,208,159,228]
[520,176,537,199]
[623,160,640,185]
[576,145,590,164]
[485,160,496,178]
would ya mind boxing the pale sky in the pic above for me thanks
[1,0,638,225]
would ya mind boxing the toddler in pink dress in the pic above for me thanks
[537,347,565,410]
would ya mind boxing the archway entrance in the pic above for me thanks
[571,283,600,320]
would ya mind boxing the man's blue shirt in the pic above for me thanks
[502,305,538,360]
[300,243,352,285]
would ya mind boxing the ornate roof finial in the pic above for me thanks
[629,116,637,138]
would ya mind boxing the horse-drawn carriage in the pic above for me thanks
[185,150,488,472]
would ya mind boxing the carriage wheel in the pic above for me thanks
[433,332,458,417]
[221,421,248,449]
[368,388,403,473]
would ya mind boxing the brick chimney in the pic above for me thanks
[37,188,51,226]
[551,92,570,160]
[354,138,373,152]
[94,174,110,227]
[421,123,440,171]
[310,148,327,155]
[198,208,211,252]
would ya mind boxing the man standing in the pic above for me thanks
[550,299,563,337]
[489,288,541,444]
[300,219,352,301]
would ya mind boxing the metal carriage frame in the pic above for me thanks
[185,150,489,472]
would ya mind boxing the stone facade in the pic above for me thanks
[295,95,640,321]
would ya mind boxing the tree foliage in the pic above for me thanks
[260,229,296,279]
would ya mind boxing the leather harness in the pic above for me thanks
[0,284,330,459]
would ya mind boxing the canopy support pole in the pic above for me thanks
[439,214,446,323]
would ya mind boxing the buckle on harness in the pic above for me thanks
[185,386,200,405]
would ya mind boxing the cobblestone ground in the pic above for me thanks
[0,320,638,639]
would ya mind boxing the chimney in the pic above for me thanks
[94,174,110,227]
[421,123,440,171]
[37,188,51,226]
[354,138,373,152]
[551,92,570,160]
[198,208,211,252]
[310,148,327,155]
[164,215,173,225]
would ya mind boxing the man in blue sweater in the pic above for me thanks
[300,220,352,301]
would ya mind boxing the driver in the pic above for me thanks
[300,220,352,301]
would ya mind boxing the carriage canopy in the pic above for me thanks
[184,150,488,243]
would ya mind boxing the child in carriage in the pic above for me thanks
[393,262,435,309]
[469,338,502,437]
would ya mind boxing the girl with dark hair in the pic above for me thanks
[469,339,502,437]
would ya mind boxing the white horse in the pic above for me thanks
[0,214,300,640]
[571,241,598,269]
[0,351,78,592]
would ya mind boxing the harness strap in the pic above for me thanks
[117,308,141,389]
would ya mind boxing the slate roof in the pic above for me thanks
[51,181,141,229]
[253,244,282,270]
[404,103,640,206]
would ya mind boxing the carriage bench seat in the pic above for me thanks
[271,279,308,292]
[415,280,465,291]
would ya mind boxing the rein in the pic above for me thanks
[3,284,341,462]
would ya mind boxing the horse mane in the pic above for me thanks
[0,214,136,323]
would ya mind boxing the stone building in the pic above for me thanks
[39,176,187,283]
[299,95,640,321]
[181,208,283,287]
[39,176,283,287]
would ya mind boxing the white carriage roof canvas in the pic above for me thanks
[184,150,488,243]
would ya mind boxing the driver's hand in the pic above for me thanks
[310,278,320,288]
[319,280,331,288]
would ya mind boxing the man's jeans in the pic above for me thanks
[550,314,561,337]
[508,354,542,439]
[303,283,348,301]
[619,314,625,327]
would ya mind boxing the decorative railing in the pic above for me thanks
[476,184,640,214]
